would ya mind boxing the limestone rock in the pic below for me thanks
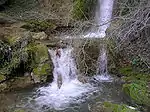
[32,32,47,40]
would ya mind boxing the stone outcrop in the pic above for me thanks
[0,19,54,92]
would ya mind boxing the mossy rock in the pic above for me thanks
[123,80,150,106]
[103,102,137,112]
[33,63,51,76]
[29,43,53,81]
[31,43,49,63]
[22,20,57,32]
[25,42,49,66]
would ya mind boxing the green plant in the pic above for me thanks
[123,80,150,105]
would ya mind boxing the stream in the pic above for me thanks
[0,76,131,112]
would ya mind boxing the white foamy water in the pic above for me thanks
[49,47,77,85]
[96,47,108,75]
[34,47,96,110]
[95,46,113,82]
[84,0,114,38]
[94,74,113,82]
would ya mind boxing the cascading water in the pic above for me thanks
[84,0,114,38]
[95,46,112,81]
[96,47,108,75]
[48,47,77,88]
[84,0,114,81]
[34,47,95,110]
[32,0,114,110]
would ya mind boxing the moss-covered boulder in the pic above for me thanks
[0,27,53,86]
[123,80,150,106]
[31,43,53,82]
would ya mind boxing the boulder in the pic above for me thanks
[32,32,47,40]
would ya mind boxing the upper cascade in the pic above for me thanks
[84,0,114,38]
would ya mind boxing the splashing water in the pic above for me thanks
[49,47,77,87]
[33,47,96,110]
[95,46,113,82]
[30,0,115,109]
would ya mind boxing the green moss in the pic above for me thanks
[119,66,150,82]
[25,43,49,64]
[33,63,50,76]
[7,36,21,45]
[0,75,5,81]
[103,102,137,112]
[27,43,51,77]
[22,20,57,32]
[123,80,150,106]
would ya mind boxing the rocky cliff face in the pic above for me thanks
[1,0,73,25]
[0,16,54,92]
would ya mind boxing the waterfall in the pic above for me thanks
[35,47,95,110]
[96,0,114,37]
[33,0,114,109]
[95,46,112,81]
[96,47,108,75]
[84,0,114,38]
[48,47,77,88]
[93,0,114,80]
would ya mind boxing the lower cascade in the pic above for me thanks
[34,47,95,110]
[49,47,77,88]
